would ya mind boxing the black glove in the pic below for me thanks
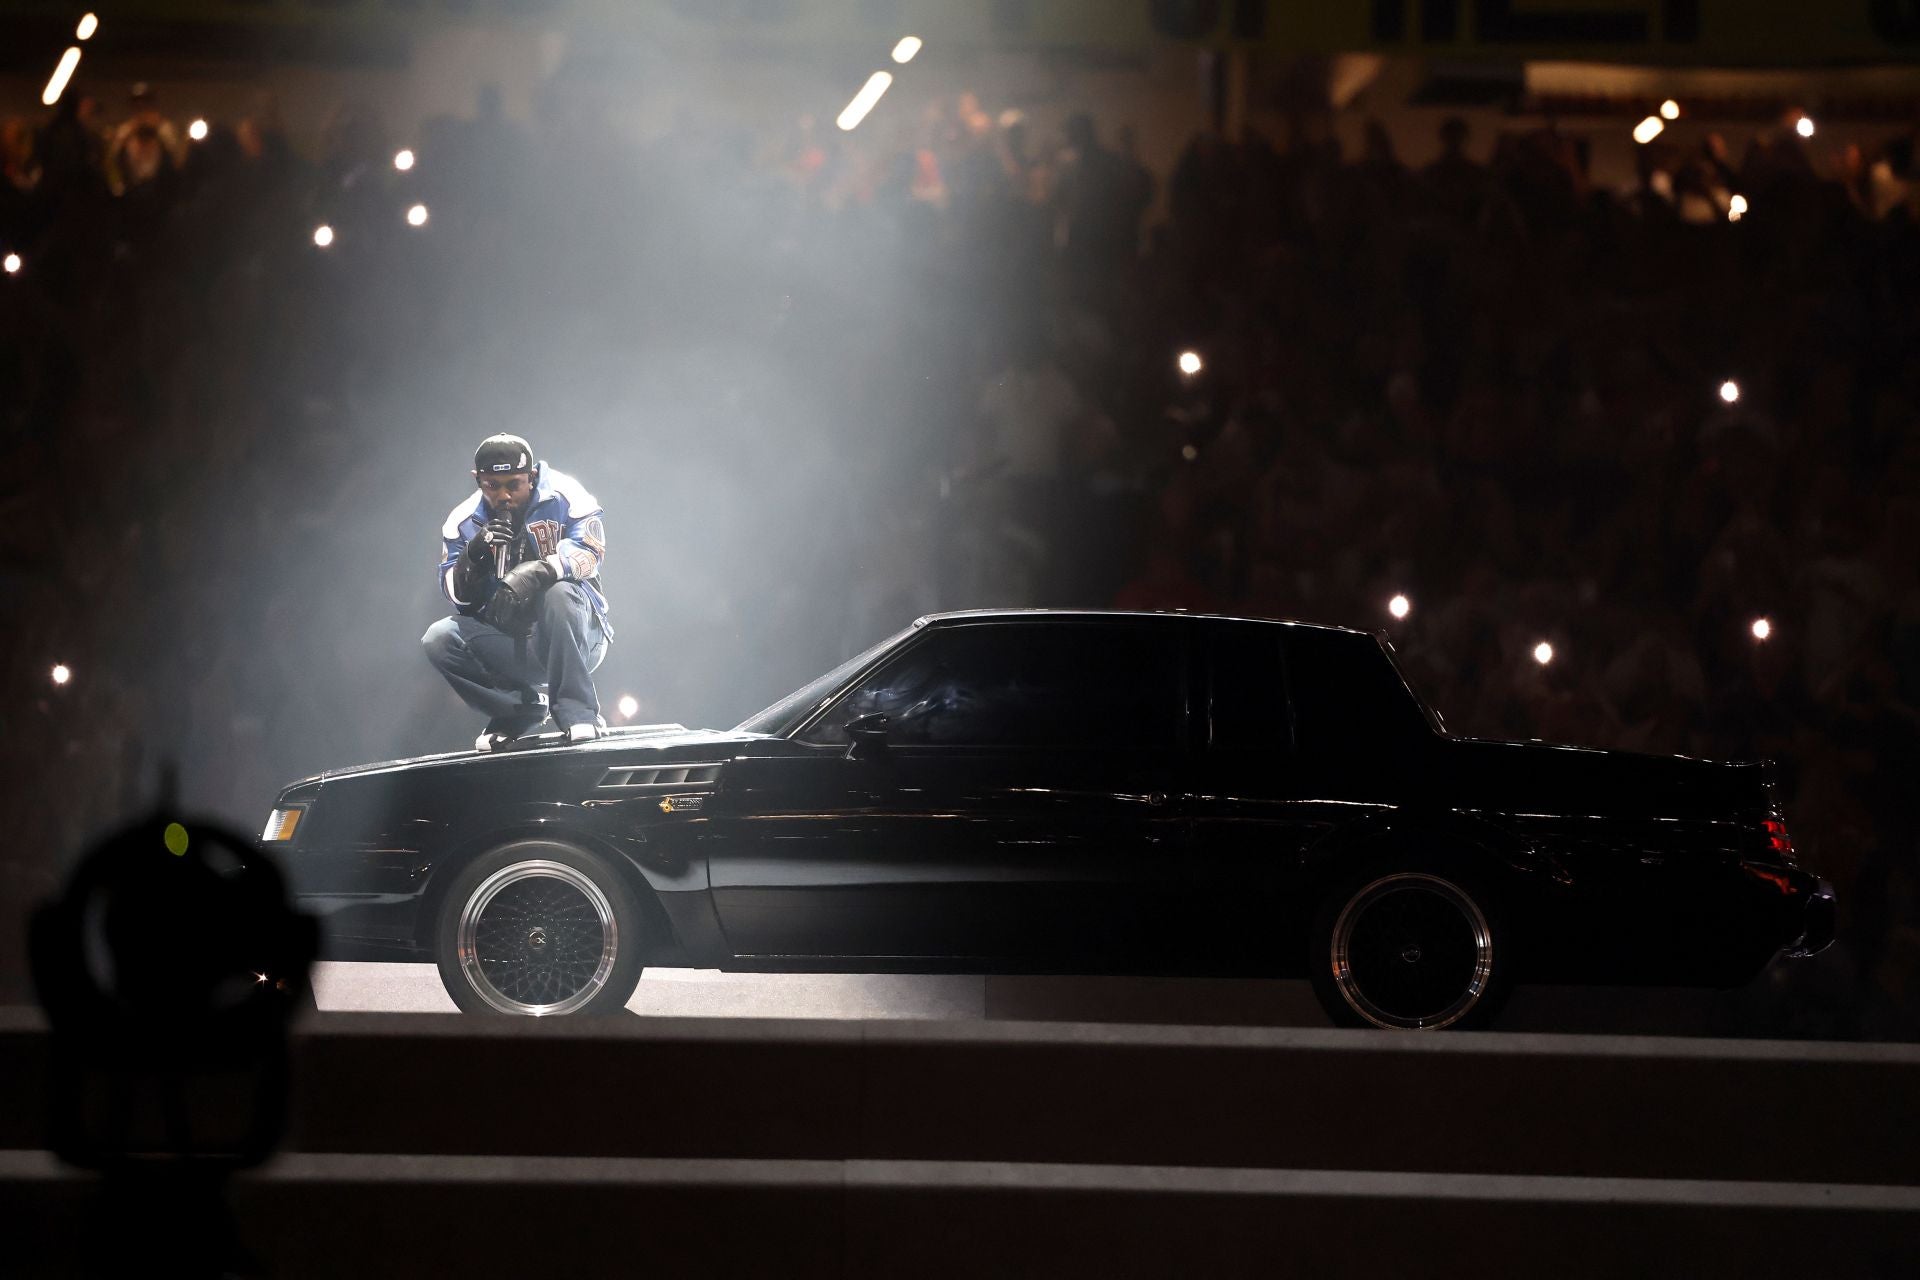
[482,557,559,634]
[464,516,517,564]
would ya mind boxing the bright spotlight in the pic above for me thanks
[406,203,429,227]
[1633,116,1665,145]
[3,253,19,275]
[1795,115,1815,139]
[1533,641,1554,666]
[836,71,893,132]
[1719,379,1740,404]
[1660,99,1680,121]
[1177,350,1203,376]
[51,663,71,686]
[188,118,209,142]
[41,46,82,107]
[1388,594,1411,620]
[1751,617,1772,641]
[1728,193,1748,223]
[617,694,640,720]
[312,224,335,248]
[76,13,98,40]
[891,36,923,64]
[394,148,416,172]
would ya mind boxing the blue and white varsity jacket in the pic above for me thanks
[438,464,610,621]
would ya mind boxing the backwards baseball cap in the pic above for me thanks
[473,433,534,475]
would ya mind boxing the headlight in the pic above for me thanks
[260,806,305,843]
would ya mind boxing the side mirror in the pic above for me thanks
[844,712,891,760]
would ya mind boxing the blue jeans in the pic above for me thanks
[422,582,610,732]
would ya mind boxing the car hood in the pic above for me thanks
[283,723,785,790]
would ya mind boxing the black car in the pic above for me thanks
[259,610,1835,1028]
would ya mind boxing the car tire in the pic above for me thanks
[1309,864,1510,1030]
[433,839,645,1016]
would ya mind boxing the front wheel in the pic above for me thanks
[434,840,645,1016]
[1309,868,1509,1030]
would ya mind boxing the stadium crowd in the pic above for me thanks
[3,75,1917,1033]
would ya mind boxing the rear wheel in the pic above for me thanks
[1310,868,1508,1030]
[434,840,645,1016]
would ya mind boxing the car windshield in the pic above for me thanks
[733,623,919,737]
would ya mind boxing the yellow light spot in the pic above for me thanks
[659,797,676,814]
[164,823,189,856]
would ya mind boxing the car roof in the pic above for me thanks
[914,608,1372,638]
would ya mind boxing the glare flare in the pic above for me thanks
[837,72,893,131]
[891,36,923,64]
[42,47,82,107]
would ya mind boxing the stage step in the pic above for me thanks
[4,1150,1916,1278]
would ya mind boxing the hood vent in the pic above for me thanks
[599,763,722,790]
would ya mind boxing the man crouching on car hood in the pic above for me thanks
[421,433,614,751]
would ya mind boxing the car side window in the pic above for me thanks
[1283,628,1433,757]
[1209,627,1291,750]
[800,624,1181,749]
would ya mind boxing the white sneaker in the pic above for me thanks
[566,722,600,743]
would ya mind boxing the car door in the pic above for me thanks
[1183,623,1390,971]
[705,619,1190,967]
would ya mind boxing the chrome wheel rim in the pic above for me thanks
[456,860,618,1015]
[1331,872,1492,1030]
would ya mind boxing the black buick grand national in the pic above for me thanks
[259,610,1834,1028]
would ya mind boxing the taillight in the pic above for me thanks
[1763,817,1793,858]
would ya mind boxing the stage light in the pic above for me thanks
[1660,99,1680,120]
[1388,594,1411,620]
[188,118,209,142]
[892,36,923,64]
[837,71,893,131]
[1751,617,1772,641]
[617,694,640,719]
[1533,642,1554,666]
[394,148,415,172]
[406,203,429,227]
[3,253,19,275]
[51,663,71,685]
[76,13,98,40]
[1719,379,1740,404]
[1633,116,1664,145]
[1181,444,1199,462]
[42,47,82,107]
[1795,115,1815,138]
[312,224,334,248]
[1728,193,1748,222]
[1177,350,1203,376]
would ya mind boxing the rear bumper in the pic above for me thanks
[1784,878,1837,958]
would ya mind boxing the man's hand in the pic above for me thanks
[483,558,559,633]
[465,516,517,564]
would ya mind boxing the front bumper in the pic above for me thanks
[1784,878,1837,958]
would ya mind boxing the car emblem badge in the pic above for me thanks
[659,795,705,814]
